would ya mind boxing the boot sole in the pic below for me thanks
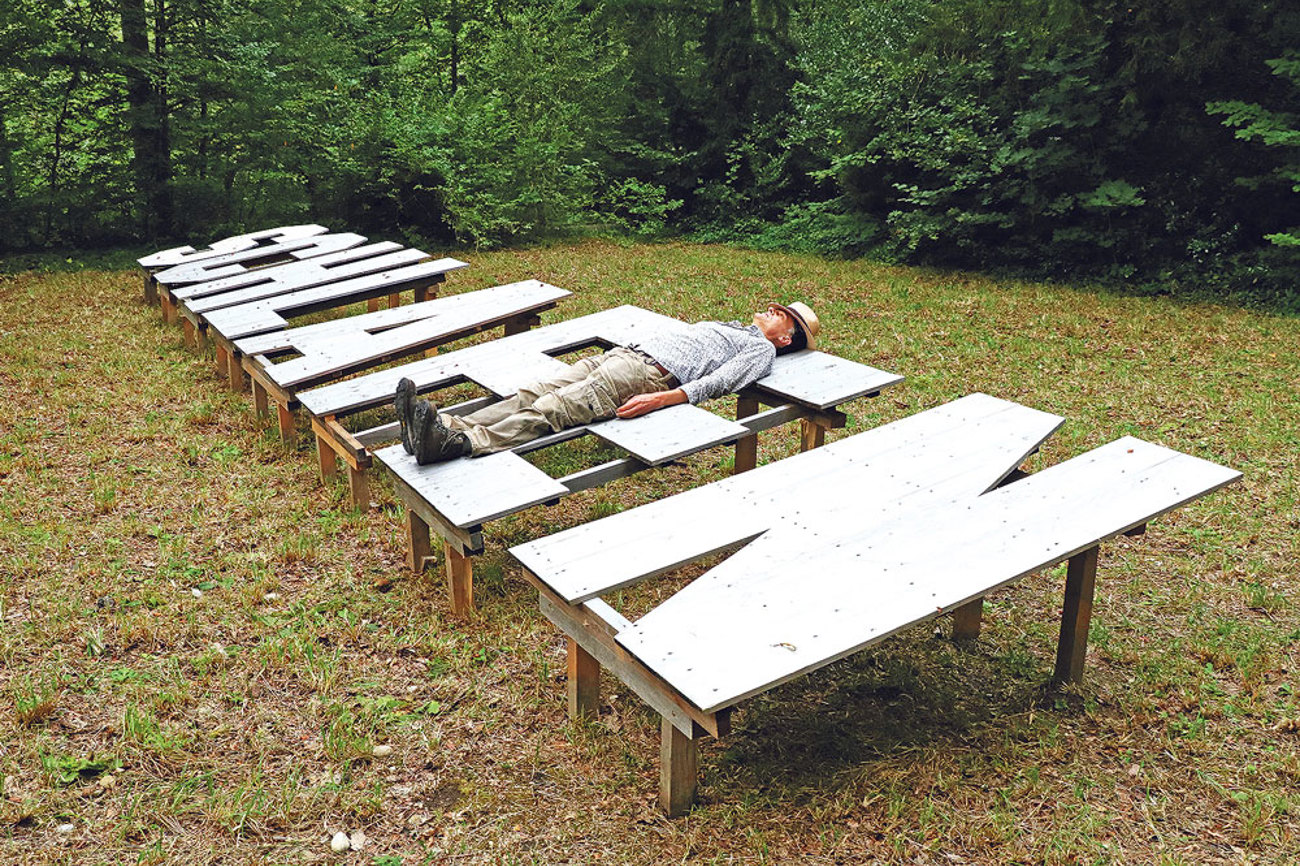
[395,378,417,455]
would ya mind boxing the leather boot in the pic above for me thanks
[412,402,472,465]
[394,377,418,455]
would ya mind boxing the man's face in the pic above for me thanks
[754,304,796,347]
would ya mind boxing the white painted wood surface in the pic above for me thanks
[177,242,412,307]
[515,394,1061,601]
[201,257,468,342]
[512,394,1241,714]
[151,231,367,287]
[299,305,901,455]
[583,404,747,464]
[233,281,570,390]
[376,444,569,527]
[138,224,328,270]
[753,350,904,410]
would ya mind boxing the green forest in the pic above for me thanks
[3,0,1298,303]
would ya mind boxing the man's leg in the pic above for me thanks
[444,356,603,431]
[453,349,673,455]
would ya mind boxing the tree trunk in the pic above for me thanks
[450,0,460,95]
[44,67,82,243]
[121,0,173,239]
[152,0,174,234]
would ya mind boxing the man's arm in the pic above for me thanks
[615,388,688,419]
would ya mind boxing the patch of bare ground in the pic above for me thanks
[0,242,1296,864]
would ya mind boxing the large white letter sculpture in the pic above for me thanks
[513,393,1242,715]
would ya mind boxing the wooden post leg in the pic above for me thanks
[444,542,473,616]
[387,292,401,309]
[276,403,297,444]
[251,380,269,416]
[366,298,380,313]
[503,314,540,337]
[160,293,177,324]
[659,718,699,817]
[800,419,828,452]
[567,638,601,721]
[227,353,245,392]
[406,510,432,574]
[952,597,984,641]
[347,465,369,509]
[181,317,197,348]
[142,273,158,305]
[1054,545,1100,684]
[316,434,338,482]
[414,285,429,303]
[214,344,229,379]
[734,394,760,474]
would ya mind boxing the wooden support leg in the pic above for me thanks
[503,314,540,337]
[366,298,380,313]
[347,465,370,509]
[143,273,158,305]
[227,353,245,392]
[251,380,269,416]
[316,434,338,482]
[659,718,699,817]
[406,511,432,574]
[414,285,429,303]
[1054,545,1100,684]
[160,293,177,324]
[952,597,984,641]
[215,344,229,379]
[567,638,601,721]
[444,542,474,616]
[734,394,760,474]
[800,418,828,452]
[276,403,297,444]
[387,292,401,309]
[181,317,197,348]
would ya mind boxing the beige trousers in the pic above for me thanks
[442,347,678,455]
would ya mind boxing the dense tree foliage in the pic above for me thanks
[2,0,1296,300]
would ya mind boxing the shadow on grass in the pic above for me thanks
[708,627,1064,803]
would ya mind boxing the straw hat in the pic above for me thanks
[774,301,820,351]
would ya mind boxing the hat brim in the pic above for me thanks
[773,303,817,352]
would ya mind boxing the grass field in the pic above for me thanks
[1,239,1297,865]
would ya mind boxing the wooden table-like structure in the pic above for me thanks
[230,280,571,501]
[139,225,359,318]
[509,393,1241,815]
[302,305,902,614]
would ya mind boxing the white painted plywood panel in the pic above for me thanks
[513,394,1063,602]
[182,243,414,309]
[376,445,568,528]
[756,351,905,409]
[202,258,468,341]
[618,436,1239,712]
[240,281,570,390]
[585,405,749,465]
[153,231,366,287]
[139,224,328,269]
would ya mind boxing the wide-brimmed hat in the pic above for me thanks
[774,301,819,351]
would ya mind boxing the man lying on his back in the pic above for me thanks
[394,301,820,464]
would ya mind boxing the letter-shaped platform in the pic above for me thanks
[317,305,903,614]
[236,280,569,459]
[510,393,1240,815]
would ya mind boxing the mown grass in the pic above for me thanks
[1,239,1297,864]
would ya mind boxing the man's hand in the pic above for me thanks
[615,388,688,419]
